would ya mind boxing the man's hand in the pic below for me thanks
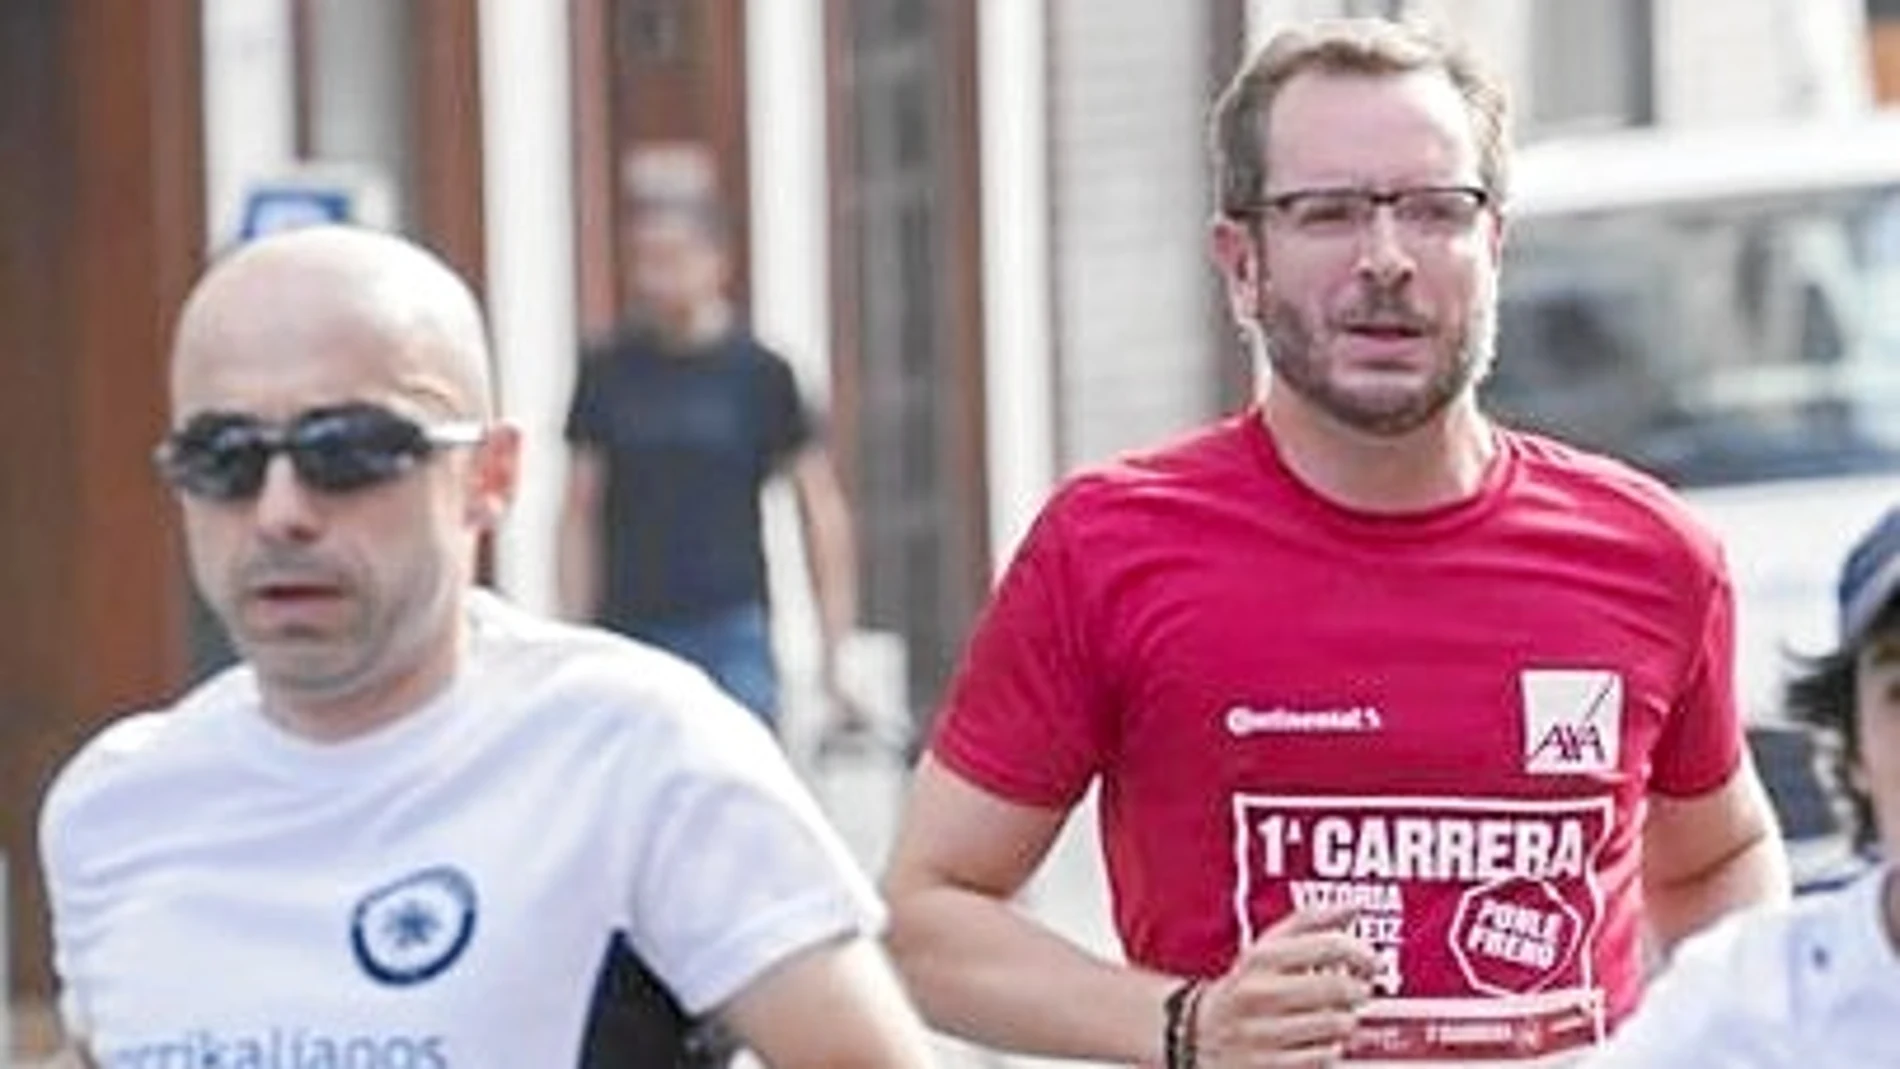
[1194,905,1379,1069]
[819,663,874,732]
[815,651,911,760]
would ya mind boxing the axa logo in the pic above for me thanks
[1520,670,1621,775]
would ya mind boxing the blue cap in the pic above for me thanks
[1840,506,1900,646]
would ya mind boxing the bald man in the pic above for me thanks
[36,227,936,1069]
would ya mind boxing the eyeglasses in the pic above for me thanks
[154,403,486,501]
[1239,185,1493,241]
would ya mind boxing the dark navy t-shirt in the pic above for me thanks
[565,325,813,628]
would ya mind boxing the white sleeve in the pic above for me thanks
[622,693,884,1015]
[1582,914,1795,1068]
[29,711,170,1051]
[38,754,95,1047]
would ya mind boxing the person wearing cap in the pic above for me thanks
[1579,506,1900,1066]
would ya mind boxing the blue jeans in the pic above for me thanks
[630,603,779,730]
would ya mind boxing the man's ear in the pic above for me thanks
[1209,216,1265,325]
[464,422,522,529]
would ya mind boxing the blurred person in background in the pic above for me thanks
[36,225,935,1069]
[558,198,863,738]
[1580,506,1900,1067]
[880,16,1787,1068]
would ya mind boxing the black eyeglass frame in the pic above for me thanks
[1230,184,1496,235]
[152,403,487,501]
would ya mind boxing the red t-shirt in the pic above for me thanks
[931,409,1742,1063]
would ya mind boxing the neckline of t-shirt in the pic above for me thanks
[1237,405,1517,542]
[622,322,753,362]
[1828,862,1900,984]
[221,620,488,787]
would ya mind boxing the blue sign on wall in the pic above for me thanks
[237,184,357,242]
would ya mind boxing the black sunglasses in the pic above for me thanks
[154,403,486,501]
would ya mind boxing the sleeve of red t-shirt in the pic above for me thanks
[1647,562,1745,798]
[929,487,1115,809]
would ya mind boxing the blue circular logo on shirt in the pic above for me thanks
[350,865,478,986]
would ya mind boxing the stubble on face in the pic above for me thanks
[214,526,453,704]
[1242,69,1503,439]
[169,227,490,736]
[1255,270,1496,437]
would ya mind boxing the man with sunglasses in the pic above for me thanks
[881,17,1787,1068]
[36,225,936,1068]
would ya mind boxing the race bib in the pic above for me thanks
[1231,793,1616,1063]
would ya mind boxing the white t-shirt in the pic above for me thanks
[1581,864,1900,1068]
[39,591,883,1067]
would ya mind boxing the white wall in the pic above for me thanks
[979,0,1058,568]
[748,0,833,405]
[1049,0,1220,469]
[1656,0,1872,124]
[1245,0,1352,53]
[477,0,577,613]
[1420,0,1874,132]
[1411,0,1529,102]
[201,0,401,251]
[748,0,835,749]
[305,0,412,228]
[201,0,298,246]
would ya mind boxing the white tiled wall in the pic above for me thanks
[1048,0,1222,471]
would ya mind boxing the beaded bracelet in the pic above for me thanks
[1162,977,1206,1069]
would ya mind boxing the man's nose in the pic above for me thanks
[1354,207,1416,284]
[250,455,323,542]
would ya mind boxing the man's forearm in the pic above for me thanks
[885,883,1174,1063]
[793,452,860,673]
[1646,827,1789,955]
[555,512,601,623]
[810,540,857,670]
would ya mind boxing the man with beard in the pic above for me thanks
[880,17,1787,1069]
[35,226,935,1069]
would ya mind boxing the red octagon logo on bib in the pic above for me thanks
[1449,875,1585,995]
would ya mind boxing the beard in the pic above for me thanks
[1254,279,1496,437]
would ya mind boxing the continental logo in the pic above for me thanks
[1225,704,1384,737]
